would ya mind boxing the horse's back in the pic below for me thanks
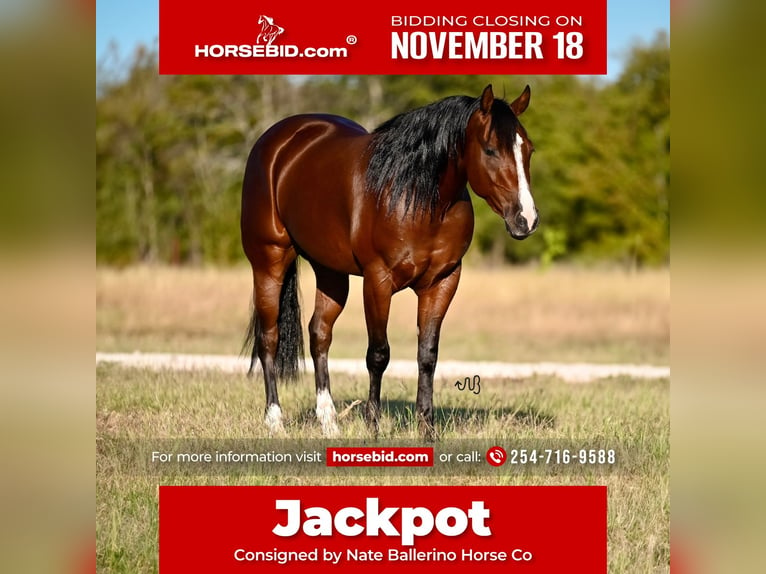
[242,114,371,273]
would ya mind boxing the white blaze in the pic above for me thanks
[513,133,536,227]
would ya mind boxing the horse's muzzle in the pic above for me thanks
[505,209,539,240]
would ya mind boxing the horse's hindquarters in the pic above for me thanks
[269,118,370,275]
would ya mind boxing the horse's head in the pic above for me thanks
[464,84,538,240]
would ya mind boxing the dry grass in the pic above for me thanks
[97,264,669,364]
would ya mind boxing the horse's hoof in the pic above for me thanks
[316,390,339,437]
[365,417,380,440]
[418,420,437,442]
[265,404,285,435]
[320,420,340,438]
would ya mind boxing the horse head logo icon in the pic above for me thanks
[257,15,285,46]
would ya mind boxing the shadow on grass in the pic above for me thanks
[292,399,555,435]
[429,401,556,431]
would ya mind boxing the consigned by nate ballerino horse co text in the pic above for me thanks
[233,497,534,565]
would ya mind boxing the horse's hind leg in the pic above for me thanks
[308,264,349,437]
[249,246,298,434]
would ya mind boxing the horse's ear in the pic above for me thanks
[510,85,531,116]
[480,84,494,114]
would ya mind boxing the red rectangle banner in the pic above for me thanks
[326,447,434,466]
[159,0,607,75]
[159,485,606,573]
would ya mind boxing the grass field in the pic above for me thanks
[97,264,669,365]
[96,264,670,573]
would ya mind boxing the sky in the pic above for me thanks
[96,1,669,79]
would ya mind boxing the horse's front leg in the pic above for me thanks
[362,266,393,436]
[414,264,462,441]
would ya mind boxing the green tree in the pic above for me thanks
[96,38,669,267]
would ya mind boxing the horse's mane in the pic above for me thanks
[365,94,519,217]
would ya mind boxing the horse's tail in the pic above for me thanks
[275,260,304,380]
[242,260,304,381]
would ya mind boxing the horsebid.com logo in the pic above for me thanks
[194,13,352,59]
[256,15,284,46]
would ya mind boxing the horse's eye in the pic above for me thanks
[484,148,496,157]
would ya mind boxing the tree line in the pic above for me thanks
[96,32,668,267]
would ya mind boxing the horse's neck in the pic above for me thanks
[438,156,469,209]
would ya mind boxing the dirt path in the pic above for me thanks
[96,352,669,383]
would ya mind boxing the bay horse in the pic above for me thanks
[241,85,538,439]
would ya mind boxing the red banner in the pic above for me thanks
[159,485,606,573]
[159,0,607,75]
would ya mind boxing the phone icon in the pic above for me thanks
[486,446,507,467]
